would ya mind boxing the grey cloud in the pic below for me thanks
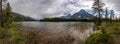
[104,0,120,18]
[8,0,120,19]
[8,0,59,19]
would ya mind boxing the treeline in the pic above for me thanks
[40,17,120,22]
[40,17,97,22]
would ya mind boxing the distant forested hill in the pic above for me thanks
[12,12,37,22]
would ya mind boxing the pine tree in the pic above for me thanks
[1,2,13,28]
[0,0,1,6]
[92,0,105,19]
[92,0,105,31]
[111,10,115,20]
[92,0,105,26]
[0,0,2,27]
[105,8,108,20]
[92,0,105,15]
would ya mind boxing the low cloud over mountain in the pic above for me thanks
[8,0,120,19]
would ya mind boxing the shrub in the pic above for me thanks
[85,32,113,44]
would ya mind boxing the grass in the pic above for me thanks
[85,22,120,44]
[0,24,26,44]
[0,27,6,39]
[103,22,120,35]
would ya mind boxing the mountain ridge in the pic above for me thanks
[60,9,96,20]
[60,9,115,20]
[12,12,37,21]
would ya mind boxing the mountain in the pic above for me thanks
[60,9,115,20]
[61,14,71,19]
[70,9,96,19]
[12,12,37,21]
[84,9,96,16]
[60,9,96,20]
[40,9,115,21]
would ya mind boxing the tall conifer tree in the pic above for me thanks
[1,1,13,27]
[92,0,105,25]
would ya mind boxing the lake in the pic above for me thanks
[15,22,95,44]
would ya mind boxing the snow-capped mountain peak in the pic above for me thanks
[60,9,115,20]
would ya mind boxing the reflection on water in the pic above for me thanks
[16,22,94,44]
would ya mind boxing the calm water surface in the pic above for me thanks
[15,22,95,44]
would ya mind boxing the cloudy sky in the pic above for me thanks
[8,0,120,19]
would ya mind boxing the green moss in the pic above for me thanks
[85,32,112,44]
